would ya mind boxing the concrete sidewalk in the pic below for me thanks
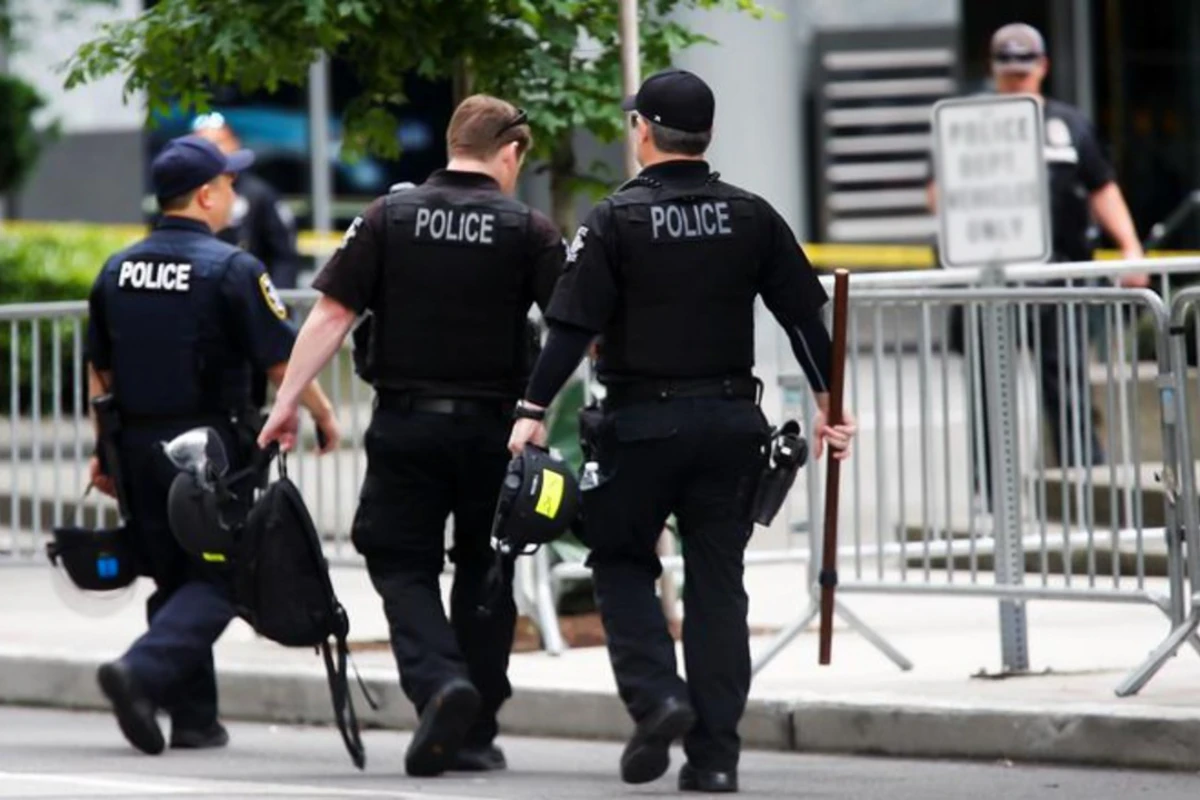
[2,561,1200,771]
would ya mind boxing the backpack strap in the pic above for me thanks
[322,624,367,770]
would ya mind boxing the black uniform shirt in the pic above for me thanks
[312,169,565,398]
[545,160,829,384]
[1041,99,1114,261]
[217,171,304,289]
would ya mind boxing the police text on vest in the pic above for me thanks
[118,261,192,292]
[414,208,496,244]
[650,202,733,240]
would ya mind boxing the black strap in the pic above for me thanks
[476,547,518,619]
[322,633,366,770]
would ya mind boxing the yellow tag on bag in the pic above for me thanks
[535,469,564,519]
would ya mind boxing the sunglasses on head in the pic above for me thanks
[191,112,227,131]
[494,108,528,139]
[993,52,1040,65]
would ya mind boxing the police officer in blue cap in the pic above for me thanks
[85,134,340,755]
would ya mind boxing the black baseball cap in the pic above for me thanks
[621,69,715,134]
[151,134,255,201]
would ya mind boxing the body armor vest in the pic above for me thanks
[100,231,248,417]
[602,172,760,380]
[366,185,534,395]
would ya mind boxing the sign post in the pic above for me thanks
[932,94,1051,674]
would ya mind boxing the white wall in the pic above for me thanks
[8,0,146,134]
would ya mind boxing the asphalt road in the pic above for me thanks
[0,706,1195,799]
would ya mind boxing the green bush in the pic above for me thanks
[0,226,137,415]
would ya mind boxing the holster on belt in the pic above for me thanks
[577,403,605,463]
[750,420,808,526]
[230,404,268,489]
[91,394,133,520]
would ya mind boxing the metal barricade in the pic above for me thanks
[1,300,107,564]
[1117,286,1200,695]
[753,286,1192,694]
[0,293,372,567]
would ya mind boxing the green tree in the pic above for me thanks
[62,0,768,233]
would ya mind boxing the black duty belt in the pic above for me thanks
[119,411,233,429]
[376,392,513,417]
[604,376,761,409]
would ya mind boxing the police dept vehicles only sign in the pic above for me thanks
[931,94,1051,268]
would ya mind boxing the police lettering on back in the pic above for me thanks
[414,207,496,245]
[117,260,192,292]
[650,201,733,241]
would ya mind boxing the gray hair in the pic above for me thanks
[648,121,712,157]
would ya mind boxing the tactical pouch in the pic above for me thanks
[230,406,268,489]
[91,395,132,520]
[578,403,605,463]
[751,420,808,526]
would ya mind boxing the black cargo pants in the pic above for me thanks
[580,395,770,773]
[351,398,516,747]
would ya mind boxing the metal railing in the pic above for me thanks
[6,256,1200,696]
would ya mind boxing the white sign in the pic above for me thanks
[932,94,1051,268]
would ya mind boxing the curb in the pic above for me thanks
[1,653,1198,770]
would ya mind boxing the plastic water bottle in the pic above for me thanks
[580,461,601,491]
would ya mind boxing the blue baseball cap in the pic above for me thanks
[151,135,255,201]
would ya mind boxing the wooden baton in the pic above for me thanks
[818,269,850,666]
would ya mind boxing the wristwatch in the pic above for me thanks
[513,400,546,422]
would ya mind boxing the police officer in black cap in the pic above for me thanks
[85,134,339,755]
[256,94,564,777]
[507,69,857,793]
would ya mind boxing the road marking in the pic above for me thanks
[0,771,192,795]
[0,771,500,799]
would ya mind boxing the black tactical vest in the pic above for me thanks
[602,172,760,380]
[99,230,248,418]
[367,185,534,395]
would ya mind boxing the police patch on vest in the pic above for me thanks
[413,207,496,245]
[117,260,193,292]
[650,202,733,241]
[259,273,287,320]
[340,216,363,250]
[566,225,588,264]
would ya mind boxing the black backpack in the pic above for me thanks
[233,451,373,769]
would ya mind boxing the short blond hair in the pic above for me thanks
[446,94,532,160]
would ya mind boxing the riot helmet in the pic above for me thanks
[491,444,580,554]
[47,525,140,616]
[162,427,253,564]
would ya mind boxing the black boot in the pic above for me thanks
[97,661,165,756]
[451,743,507,771]
[405,678,482,777]
[680,762,739,793]
[620,696,696,784]
[170,722,230,749]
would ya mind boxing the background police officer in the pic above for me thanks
[930,22,1147,487]
[85,134,339,756]
[256,95,564,778]
[192,112,305,290]
[192,113,306,412]
[507,69,856,794]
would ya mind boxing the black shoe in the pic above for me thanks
[170,722,229,750]
[97,661,165,756]
[451,743,507,772]
[680,763,739,793]
[620,697,696,785]
[405,679,482,777]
